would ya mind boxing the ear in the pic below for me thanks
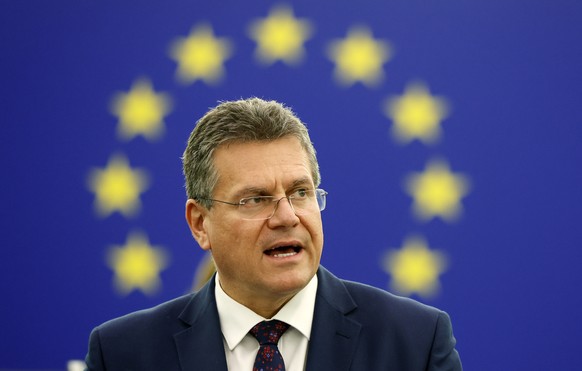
[185,199,211,251]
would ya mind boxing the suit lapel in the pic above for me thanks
[173,276,228,371]
[306,267,361,370]
[171,267,361,370]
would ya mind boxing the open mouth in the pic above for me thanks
[264,245,302,258]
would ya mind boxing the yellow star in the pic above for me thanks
[87,154,149,218]
[248,5,313,66]
[110,78,172,141]
[169,23,232,85]
[384,82,449,144]
[383,236,447,298]
[327,26,392,87]
[405,159,470,222]
[107,231,169,296]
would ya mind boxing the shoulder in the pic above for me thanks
[317,267,450,338]
[343,278,456,351]
[339,278,456,351]
[318,266,443,323]
[85,293,200,369]
[334,278,461,369]
[94,293,195,338]
[91,273,219,341]
[343,279,442,320]
[85,279,224,370]
[315,267,460,367]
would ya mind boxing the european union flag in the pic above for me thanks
[1,1,582,369]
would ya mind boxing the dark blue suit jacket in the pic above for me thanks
[85,266,462,370]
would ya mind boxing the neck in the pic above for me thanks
[217,278,297,319]
[245,297,293,319]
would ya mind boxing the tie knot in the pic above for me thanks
[249,320,290,345]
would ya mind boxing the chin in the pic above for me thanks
[269,270,314,294]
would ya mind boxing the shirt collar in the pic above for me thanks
[215,273,318,351]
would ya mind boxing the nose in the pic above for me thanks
[268,196,299,226]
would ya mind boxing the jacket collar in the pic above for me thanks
[174,275,228,371]
[305,266,362,370]
[172,266,361,371]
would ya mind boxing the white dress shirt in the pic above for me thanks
[215,273,318,371]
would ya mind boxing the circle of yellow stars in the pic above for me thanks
[169,23,233,85]
[383,236,447,297]
[107,231,169,295]
[87,154,149,218]
[405,159,470,222]
[86,3,471,299]
[328,26,392,87]
[384,82,449,144]
[249,4,313,66]
[110,78,172,141]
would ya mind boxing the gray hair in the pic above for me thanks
[182,97,320,208]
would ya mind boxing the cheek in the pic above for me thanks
[303,215,324,246]
[209,218,258,252]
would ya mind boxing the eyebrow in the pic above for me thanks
[232,186,270,200]
[232,177,314,199]
[289,176,314,189]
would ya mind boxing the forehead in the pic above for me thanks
[212,137,313,193]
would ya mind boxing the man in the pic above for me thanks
[85,98,462,370]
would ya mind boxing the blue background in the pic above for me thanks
[1,0,582,369]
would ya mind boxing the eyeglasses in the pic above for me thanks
[197,188,328,220]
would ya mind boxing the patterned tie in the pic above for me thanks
[249,320,290,371]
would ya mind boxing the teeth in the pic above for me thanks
[273,252,297,258]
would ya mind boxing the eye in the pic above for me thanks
[240,196,269,207]
[293,189,309,198]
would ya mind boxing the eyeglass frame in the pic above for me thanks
[195,188,328,220]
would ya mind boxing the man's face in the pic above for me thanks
[188,136,324,310]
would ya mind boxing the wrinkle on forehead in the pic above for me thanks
[212,138,314,198]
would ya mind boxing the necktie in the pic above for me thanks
[249,320,290,371]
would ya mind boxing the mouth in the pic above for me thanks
[264,244,303,258]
